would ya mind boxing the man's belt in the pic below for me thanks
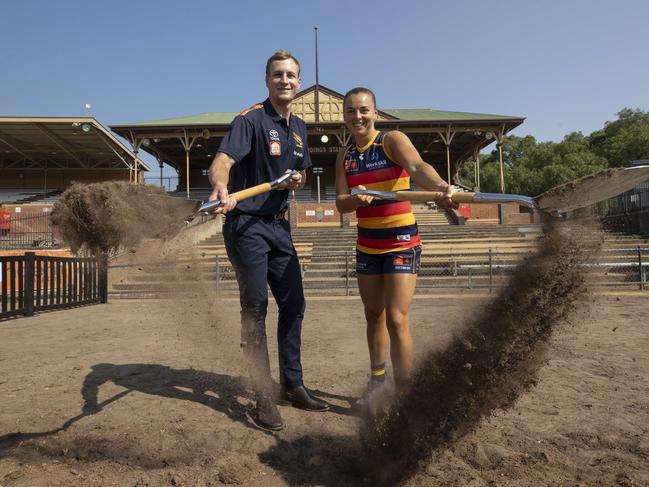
[227,210,287,221]
[262,211,287,221]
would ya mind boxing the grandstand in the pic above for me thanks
[108,221,649,299]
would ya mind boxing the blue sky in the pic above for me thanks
[2,1,648,176]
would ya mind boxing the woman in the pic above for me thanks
[335,87,455,401]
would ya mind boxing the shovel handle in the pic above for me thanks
[230,182,273,202]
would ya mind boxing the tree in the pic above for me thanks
[458,108,648,196]
[590,108,649,167]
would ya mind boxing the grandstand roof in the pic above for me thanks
[0,117,148,172]
[110,85,524,189]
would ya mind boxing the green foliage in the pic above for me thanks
[590,108,649,167]
[468,108,648,196]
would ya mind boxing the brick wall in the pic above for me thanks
[290,201,344,227]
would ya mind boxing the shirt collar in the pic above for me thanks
[263,98,290,123]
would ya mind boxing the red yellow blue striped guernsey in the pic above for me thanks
[345,131,420,254]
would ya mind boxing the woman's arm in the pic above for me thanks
[384,131,456,209]
[335,148,374,213]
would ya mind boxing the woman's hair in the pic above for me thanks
[265,50,301,77]
[343,87,377,107]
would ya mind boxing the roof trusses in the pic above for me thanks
[0,117,148,174]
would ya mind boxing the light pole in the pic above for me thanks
[313,166,323,203]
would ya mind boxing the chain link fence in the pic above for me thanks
[0,212,58,249]
[211,246,648,296]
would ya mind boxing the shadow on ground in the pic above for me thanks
[0,364,262,467]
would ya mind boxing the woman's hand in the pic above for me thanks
[351,185,374,207]
[435,185,458,210]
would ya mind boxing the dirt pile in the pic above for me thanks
[361,218,604,486]
[50,181,198,254]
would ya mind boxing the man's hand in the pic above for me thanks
[208,183,237,214]
[277,169,303,191]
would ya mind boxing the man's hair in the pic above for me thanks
[343,87,377,108]
[265,50,301,77]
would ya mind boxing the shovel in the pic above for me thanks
[185,170,299,223]
[351,165,649,216]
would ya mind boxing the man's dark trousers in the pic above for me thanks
[223,213,305,393]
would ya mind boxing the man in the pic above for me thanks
[208,51,329,431]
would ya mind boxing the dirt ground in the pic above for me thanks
[1,289,648,486]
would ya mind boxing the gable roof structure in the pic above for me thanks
[110,84,524,191]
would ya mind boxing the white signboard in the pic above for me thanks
[305,210,316,216]
[324,210,334,216]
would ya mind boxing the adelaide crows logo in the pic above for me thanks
[292,132,304,149]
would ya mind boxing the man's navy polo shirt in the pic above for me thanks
[218,98,312,217]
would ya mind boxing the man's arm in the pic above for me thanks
[384,131,457,209]
[208,152,237,214]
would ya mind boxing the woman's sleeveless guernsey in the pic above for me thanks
[344,131,420,254]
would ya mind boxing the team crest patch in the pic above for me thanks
[396,234,411,241]
[270,141,281,156]
[292,132,304,149]
[345,158,359,172]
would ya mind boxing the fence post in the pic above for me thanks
[98,253,108,303]
[488,248,493,293]
[639,246,645,291]
[215,256,220,297]
[24,252,35,317]
[345,252,350,296]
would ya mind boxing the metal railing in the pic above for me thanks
[0,212,57,249]
[143,176,179,192]
[211,247,649,295]
[1,252,107,319]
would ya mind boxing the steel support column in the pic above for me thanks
[495,124,506,193]
[473,147,481,191]
[180,131,198,199]
[439,127,456,185]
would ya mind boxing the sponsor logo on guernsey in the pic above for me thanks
[393,256,404,265]
[396,234,411,241]
[270,141,281,156]
[365,159,388,169]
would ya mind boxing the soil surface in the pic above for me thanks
[50,182,197,254]
[536,164,649,214]
[1,289,648,486]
